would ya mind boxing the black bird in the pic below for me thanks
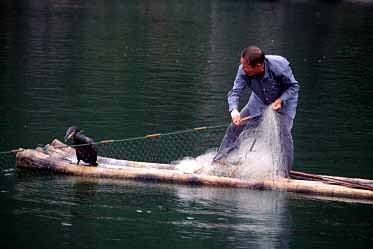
[64,126,98,166]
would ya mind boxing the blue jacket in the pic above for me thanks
[228,55,299,119]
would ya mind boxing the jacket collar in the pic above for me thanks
[263,58,270,79]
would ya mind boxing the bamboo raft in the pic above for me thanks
[16,139,373,201]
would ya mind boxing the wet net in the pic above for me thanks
[0,108,290,181]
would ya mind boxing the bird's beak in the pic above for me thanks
[64,133,74,142]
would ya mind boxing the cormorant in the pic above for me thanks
[64,126,98,166]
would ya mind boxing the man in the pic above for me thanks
[213,45,299,175]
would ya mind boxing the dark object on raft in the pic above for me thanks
[15,139,373,202]
[64,126,98,166]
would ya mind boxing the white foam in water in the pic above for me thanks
[174,151,216,174]
[175,107,288,180]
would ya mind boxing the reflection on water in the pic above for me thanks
[174,186,291,249]
[2,176,291,249]
[0,168,16,193]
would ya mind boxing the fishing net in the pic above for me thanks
[0,108,290,181]
[175,108,290,179]
[95,125,227,163]
[0,125,227,174]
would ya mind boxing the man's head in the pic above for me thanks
[240,46,265,76]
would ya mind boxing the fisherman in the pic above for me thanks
[213,45,299,176]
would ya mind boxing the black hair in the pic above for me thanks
[241,46,265,67]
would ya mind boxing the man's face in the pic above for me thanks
[240,57,264,76]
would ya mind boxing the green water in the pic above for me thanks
[1,0,373,248]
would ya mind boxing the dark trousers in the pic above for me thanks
[213,112,294,175]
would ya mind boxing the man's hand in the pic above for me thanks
[231,109,241,125]
[272,98,282,111]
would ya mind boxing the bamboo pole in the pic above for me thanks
[16,146,373,201]
[318,174,373,186]
[40,139,373,189]
[289,171,373,191]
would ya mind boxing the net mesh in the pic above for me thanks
[96,126,227,163]
[0,125,227,173]
[0,108,290,181]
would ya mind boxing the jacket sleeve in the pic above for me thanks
[279,65,299,102]
[228,65,248,112]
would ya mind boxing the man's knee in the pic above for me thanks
[226,123,244,136]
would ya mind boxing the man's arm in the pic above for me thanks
[227,66,248,124]
[228,66,248,112]
[278,65,300,103]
